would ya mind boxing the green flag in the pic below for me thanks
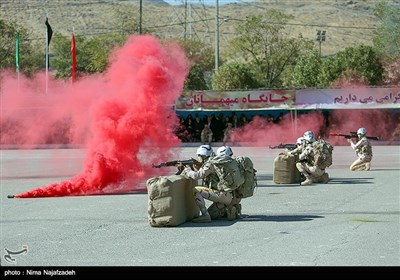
[16,31,20,73]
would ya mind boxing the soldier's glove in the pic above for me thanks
[192,158,202,170]
[175,162,185,174]
[192,158,203,170]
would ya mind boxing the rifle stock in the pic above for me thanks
[152,159,198,175]
[269,143,297,150]
[329,132,380,141]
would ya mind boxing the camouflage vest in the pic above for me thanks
[360,137,373,157]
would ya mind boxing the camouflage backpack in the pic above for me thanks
[210,155,245,192]
[312,139,334,169]
[234,156,257,199]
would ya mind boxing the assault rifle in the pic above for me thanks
[269,143,297,151]
[152,158,200,175]
[329,132,380,141]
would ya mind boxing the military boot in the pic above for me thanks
[321,173,329,183]
[315,173,329,184]
[226,205,237,221]
[236,204,242,216]
[301,177,313,185]
[207,203,226,220]
[192,212,211,223]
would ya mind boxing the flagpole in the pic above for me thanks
[71,27,76,84]
[16,30,20,83]
[45,15,53,94]
[45,15,49,94]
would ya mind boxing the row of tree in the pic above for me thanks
[0,1,399,89]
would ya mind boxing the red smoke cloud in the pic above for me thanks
[231,110,326,145]
[1,35,190,198]
[326,109,396,145]
[1,35,398,198]
[231,108,396,146]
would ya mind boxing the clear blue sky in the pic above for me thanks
[164,0,254,6]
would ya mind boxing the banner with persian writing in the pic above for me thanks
[175,90,296,110]
[175,87,400,111]
[296,87,400,109]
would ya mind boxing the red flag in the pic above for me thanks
[71,33,76,83]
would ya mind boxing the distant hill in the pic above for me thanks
[1,0,397,57]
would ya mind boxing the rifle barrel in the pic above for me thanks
[329,133,380,140]
[152,159,194,168]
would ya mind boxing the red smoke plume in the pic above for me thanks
[1,35,398,198]
[231,109,396,146]
[1,35,189,198]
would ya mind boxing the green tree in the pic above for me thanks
[318,45,384,86]
[176,39,214,71]
[330,69,369,88]
[52,33,126,79]
[373,0,400,58]
[382,56,400,86]
[184,64,207,90]
[0,19,43,76]
[51,34,74,79]
[372,1,400,86]
[229,9,314,88]
[171,39,214,90]
[285,49,322,88]
[211,62,262,90]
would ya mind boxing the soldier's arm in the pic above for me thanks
[181,162,214,180]
[298,146,312,161]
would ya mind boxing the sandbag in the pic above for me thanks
[147,175,200,227]
[273,153,301,184]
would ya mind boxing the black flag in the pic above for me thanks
[45,17,53,46]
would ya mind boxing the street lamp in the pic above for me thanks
[316,30,326,57]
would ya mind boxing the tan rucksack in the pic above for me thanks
[312,139,334,169]
[210,155,245,192]
[235,156,257,198]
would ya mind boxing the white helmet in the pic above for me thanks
[196,145,213,157]
[216,146,233,157]
[357,127,367,136]
[296,137,304,145]
[303,131,315,143]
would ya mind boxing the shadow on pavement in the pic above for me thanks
[328,177,374,184]
[179,214,324,227]
[256,175,273,181]
[239,214,324,222]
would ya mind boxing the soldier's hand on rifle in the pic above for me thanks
[175,162,185,174]
[192,158,202,170]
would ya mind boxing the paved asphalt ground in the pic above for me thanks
[1,145,399,273]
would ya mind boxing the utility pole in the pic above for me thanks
[215,0,219,72]
[183,0,187,40]
[139,0,142,34]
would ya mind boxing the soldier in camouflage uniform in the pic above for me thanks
[180,145,242,223]
[348,127,373,171]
